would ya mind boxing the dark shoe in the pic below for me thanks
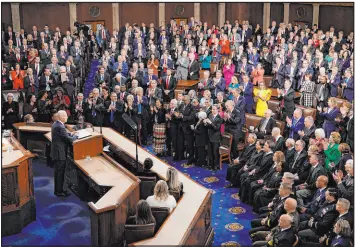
[224,184,235,188]
[166,150,172,156]
[55,191,71,197]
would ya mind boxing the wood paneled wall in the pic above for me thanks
[319,5,354,35]
[289,3,313,26]
[20,3,70,32]
[120,3,158,27]
[225,3,263,27]
[165,3,194,24]
[200,3,218,26]
[1,3,12,30]
[270,3,284,24]
[77,3,113,32]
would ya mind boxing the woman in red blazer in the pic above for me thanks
[219,34,231,58]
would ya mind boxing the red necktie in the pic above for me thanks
[204,79,207,86]
[120,93,124,100]
[17,55,20,61]
[166,76,169,89]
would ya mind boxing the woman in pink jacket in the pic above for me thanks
[223,58,235,88]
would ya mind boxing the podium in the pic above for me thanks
[45,128,140,247]
[2,134,35,236]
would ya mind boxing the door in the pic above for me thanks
[84,20,105,34]
[171,18,188,28]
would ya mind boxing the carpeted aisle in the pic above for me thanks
[83,59,100,98]
[1,158,91,246]
[143,145,256,247]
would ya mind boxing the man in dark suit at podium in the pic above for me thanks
[51,110,77,197]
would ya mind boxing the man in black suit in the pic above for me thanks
[299,116,316,148]
[253,109,276,139]
[179,95,196,165]
[298,188,338,243]
[50,110,77,197]
[269,214,297,247]
[226,133,257,188]
[39,68,57,97]
[271,56,286,88]
[205,105,223,171]
[95,66,111,87]
[271,127,285,152]
[296,158,327,207]
[4,26,15,44]
[187,53,200,80]
[286,140,308,175]
[84,88,105,126]
[103,92,125,130]
[277,79,295,121]
[161,69,177,102]
[224,100,243,159]
[30,57,44,77]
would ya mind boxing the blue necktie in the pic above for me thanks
[138,104,142,114]
[110,110,114,122]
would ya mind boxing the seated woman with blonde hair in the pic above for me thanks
[146,180,177,211]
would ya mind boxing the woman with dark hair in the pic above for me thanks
[126,200,156,225]
[23,94,38,121]
[150,99,166,156]
[52,87,71,117]
[37,90,52,123]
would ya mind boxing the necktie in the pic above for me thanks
[110,102,115,122]
[166,76,169,89]
[292,153,300,169]
[102,29,105,39]
[120,93,124,100]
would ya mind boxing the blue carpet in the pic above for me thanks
[83,59,100,98]
[143,145,256,247]
[1,159,92,246]
[2,152,256,247]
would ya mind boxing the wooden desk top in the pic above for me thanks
[2,136,34,168]
[75,156,135,210]
[44,129,101,143]
[177,80,199,87]
[90,127,211,246]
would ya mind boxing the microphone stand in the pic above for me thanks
[122,113,139,172]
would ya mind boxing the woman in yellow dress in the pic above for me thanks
[253,81,271,117]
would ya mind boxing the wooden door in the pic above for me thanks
[84,20,105,33]
[171,18,188,27]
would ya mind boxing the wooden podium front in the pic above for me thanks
[2,134,35,236]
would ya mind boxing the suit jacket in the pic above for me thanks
[146,87,163,106]
[39,74,57,94]
[40,49,52,65]
[328,73,341,97]
[207,114,223,143]
[224,108,242,138]
[24,75,39,95]
[104,100,125,126]
[278,88,295,115]
[320,108,340,134]
[143,74,159,87]
[254,152,274,179]
[315,83,330,104]
[208,78,226,96]
[30,63,45,77]
[242,81,254,105]
[188,61,200,80]
[94,73,111,86]
[50,121,76,160]
[256,117,276,135]
[300,125,316,147]
[272,64,286,88]
[288,149,308,174]
[311,201,338,236]
[194,123,208,147]
[271,227,296,247]
[274,136,285,152]
[234,96,246,124]
[287,117,305,140]
[342,76,354,102]
[181,103,196,134]
[305,164,327,191]
[304,187,327,216]
[161,75,177,99]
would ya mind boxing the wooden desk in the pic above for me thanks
[2,135,35,236]
[91,127,214,246]
[176,79,200,91]
[45,129,140,247]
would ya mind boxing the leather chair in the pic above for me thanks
[124,223,155,244]
[275,120,285,135]
[169,190,182,202]
[150,207,170,233]
[245,113,262,130]
[267,100,281,120]
[137,176,156,200]
[296,105,317,119]
[334,97,349,108]
[219,133,233,169]
[264,76,273,87]
[199,70,206,79]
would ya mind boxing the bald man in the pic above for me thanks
[50,110,77,197]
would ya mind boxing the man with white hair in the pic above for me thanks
[333,159,354,204]
[285,138,296,164]
[50,110,78,197]
[271,127,285,152]
[57,66,74,98]
[253,109,275,139]
[188,52,199,80]
[299,116,316,148]
[286,108,305,140]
